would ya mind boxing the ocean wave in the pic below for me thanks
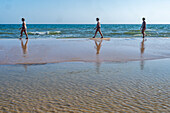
[147,29,157,31]
[28,31,61,35]
[159,32,170,35]
[0,32,14,34]
[124,31,139,35]
[133,34,142,37]
[110,33,122,35]
[110,32,140,35]
[129,30,140,32]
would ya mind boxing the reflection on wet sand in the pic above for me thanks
[140,39,145,70]
[94,40,103,73]
[23,65,28,72]
[21,39,28,56]
[96,56,101,73]
[94,40,102,55]
[20,39,28,71]
[1,38,170,65]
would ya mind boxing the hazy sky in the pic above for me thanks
[0,0,170,24]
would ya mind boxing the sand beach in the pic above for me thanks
[0,38,170,112]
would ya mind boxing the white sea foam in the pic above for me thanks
[28,31,61,35]
[146,29,157,31]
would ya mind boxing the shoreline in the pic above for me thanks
[1,38,170,65]
[2,57,170,65]
[1,37,170,40]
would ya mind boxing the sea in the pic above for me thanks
[0,24,170,39]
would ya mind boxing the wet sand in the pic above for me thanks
[0,59,170,112]
[0,38,170,112]
[1,38,170,65]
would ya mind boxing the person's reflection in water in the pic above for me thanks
[21,39,28,57]
[94,39,103,73]
[96,56,101,74]
[94,40,102,55]
[20,39,29,72]
[140,39,145,70]
[23,65,28,72]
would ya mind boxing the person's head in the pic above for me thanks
[22,18,25,22]
[96,18,99,21]
[142,17,145,21]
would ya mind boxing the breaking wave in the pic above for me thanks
[28,31,61,35]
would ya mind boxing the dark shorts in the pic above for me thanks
[21,28,27,33]
[142,28,146,32]
[97,27,101,31]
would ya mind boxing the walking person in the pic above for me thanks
[19,18,28,39]
[93,18,103,38]
[140,17,146,38]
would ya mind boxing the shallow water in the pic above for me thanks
[0,59,170,112]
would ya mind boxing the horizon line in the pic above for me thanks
[1,23,170,25]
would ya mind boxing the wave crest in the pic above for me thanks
[0,32,14,34]
[28,31,61,35]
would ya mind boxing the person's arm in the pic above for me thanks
[94,24,97,30]
[98,22,101,27]
[140,22,143,30]
[140,22,145,29]
[94,22,99,30]
[19,26,22,30]
[24,22,26,28]
[19,23,23,30]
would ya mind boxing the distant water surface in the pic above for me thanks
[1,24,170,39]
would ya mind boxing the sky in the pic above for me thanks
[0,0,170,24]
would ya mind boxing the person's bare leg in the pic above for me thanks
[20,29,24,39]
[99,29,103,38]
[93,30,98,38]
[142,29,144,38]
[24,30,28,39]
[144,29,146,36]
